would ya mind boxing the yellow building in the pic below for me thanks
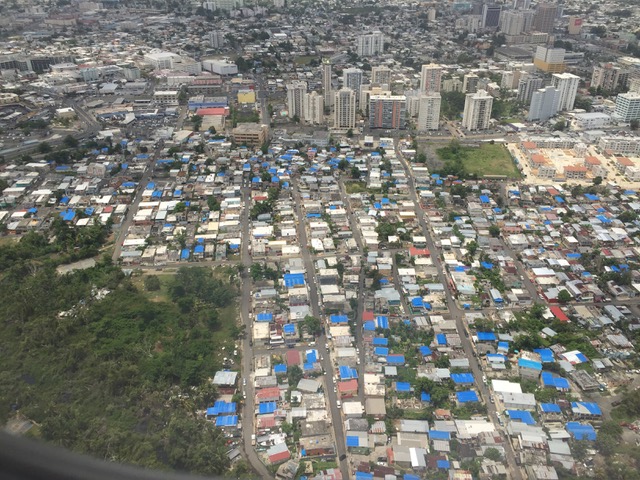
[237,89,256,104]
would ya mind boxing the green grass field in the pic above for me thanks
[437,143,521,179]
[293,55,317,65]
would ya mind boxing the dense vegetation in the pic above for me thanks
[0,239,238,476]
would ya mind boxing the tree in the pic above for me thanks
[552,119,566,131]
[484,447,502,461]
[144,275,161,291]
[338,158,349,171]
[350,166,361,179]
[593,176,603,185]
[631,119,639,131]
[557,289,572,304]
[489,225,500,237]
[37,142,52,154]
[346,128,354,138]
[287,365,303,387]
[63,135,78,149]
[303,315,322,336]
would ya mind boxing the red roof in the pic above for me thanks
[338,379,358,393]
[257,415,276,428]
[196,107,229,116]
[256,386,280,400]
[286,350,301,366]
[409,247,430,257]
[550,306,569,322]
[268,450,290,464]
[362,311,375,321]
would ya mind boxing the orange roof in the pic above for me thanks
[409,247,431,257]
[521,141,537,149]
[338,379,358,393]
[584,156,601,165]
[617,157,635,167]
[531,154,547,164]
[564,165,588,172]
[196,107,229,116]
[256,386,281,400]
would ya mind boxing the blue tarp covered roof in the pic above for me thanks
[374,347,389,356]
[419,346,432,356]
[303,362,315,371]
[283,324,295,334]
[396,382,411,392]
[477,332,497,341]
[207,401,237,416]
[437,460,450,469]
[372,337,388,346]
[584,193,599,201]
[457,391,479,403]
[541,403,562,413]
[486,353,507,362]
[572,402,602,415]
[283,273,305,287]
[421,391,431,402]
[429,430,451,440]
[180,249,190,259]
[506,410,536,425]
[363,321,375,331]
[534,348,555,363]
[451,373,475,384]
[256,312,273,322]
[330,314,348,324]
[481,261,494,269]
[346,436,360,447]
[386,354,405,364]
[479,195,490,203]
[194,245,205,253]
[518,358,542,371]
[259,402,277,414]
[436,333,447,345]
[376,316,389,329]
[274,364,287,374]
[215,415,238,427]
[497,341,509,351]
[411,297,424,308]
[566,422,597,441]
[355,472,373,480]
[541,371,569,389]
[60,210,75,221]
[339,366,358,380]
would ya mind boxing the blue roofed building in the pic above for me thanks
[518,358,543,379]
[566,422,597,441]
[456,391,479,403]
[571,402,602,419]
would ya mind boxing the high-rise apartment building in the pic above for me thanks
[420,63,442,93]
[528,86,559,121]
[208,31,225,48]
[322,60,333,108]
[462,89,493,130]
[303,91,324,125]
[342,68,364,105]
[532,2,557,33]
[463,73,480,93]
[334,88,356,129]
[360,86,391,115]
[517,75,544,103]
[417,93,441,131]
[500,11,526,35]
[551,73,580,111]
[482,4,502,28]
[356,31,384,57]
[286,80,307,119]
[369,95,407,129]
[591,63,629,92]
[533,46,565,73]
[371,66,392,87]
[442,76,463,92]
[614,92,640,121]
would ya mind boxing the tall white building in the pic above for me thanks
[286,80,307,120]
[500,11,527,35]
[417,93,441,131]
[528,86,559,122]
[203,0,243,11]
[356,31,384,57]
[303,91,324,124]
[372,66,392,87]
[420,63,442,93]
[517,75,544,103]
[614,92,640,121]
[463,73,480,93]
[551,73,580,111]
[322,60,333,108]
[462,89,493,131]
[208,31,225,48]
[334,88,356,129]
[343,68,364,102]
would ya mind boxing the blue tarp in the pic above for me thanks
[208,401,237,415]
[541,372,569,389]
[457,391,479,403]
[194,245,205,254]
[330,315,348,324]
[283,324,296,335]
[566,253,581,259]
[180,249,190,259]
[419,346,432,356]
[486,353,507,362]
[374,347,389,356]
[60,210,75,221]
[518,358,542,371]
[411,297,424,308]
[436,333,447,345]
[339,366,358,380]
[479,195,490,204]
[437,460,450,469]
[451,373,475,384]
[572,402,602,415]
[303,362,315,371]
[429,430,451,440]
[534,348,555,363]
[121,182,136,188]
[283,273,305,287]
[497,341,509,351]
[306,350,317,363]
[259,402,277,414]
[566,422,596,441]
[396,382,411,392]
[421,391,431,402]
[355,473,373,480]
[386,355,405,365]
[554,196,565,204]
[346,436,360,447]
[477,332,497,341]
[372,337,388,346]
[215,415,238,427]
[481,262,494,269]
[541,403,562,413]
[584,193,599,201]
[363,321,375,331]
[596,214,611,223]
[376,316,389,329]
[274,364,287,374]
[256,313,273,322]
[507,410,536,425]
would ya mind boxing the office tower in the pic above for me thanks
[517,75,544,103]
[420,63,442,93]
[322,60,333,108]
[512,0,531,9]
[342,68,364,100]
[286,80,307,119]
[533,46,565,73]
[463,73,480,93]
[533,2,557,34]
[208,31,225,48]
[356,31,384,57]
[528,87,560,121]
[369,95,407,129]
[591,63,629,92]
[481,4,502,28]
[462,89,493,130]
[614,92,640,121]
[204,0,244,11]
[417,93,441,131]
[334,88,356,129]
[500,11,526,35]
[405,90,422,117]
[568,17,583,35]
[371,66,392,87]
[551,73,580,111]
[629,75,640,93]
[303,91,324,125]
